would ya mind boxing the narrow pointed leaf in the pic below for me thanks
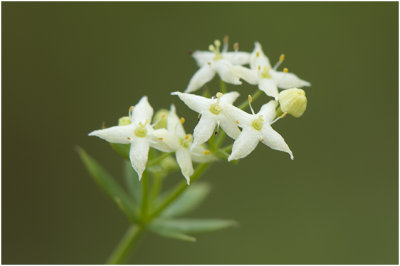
[77,147,138,223]
[123,160,141,204]
[160,182,211,218]
[151,218,238,234]
[149,226,196,242]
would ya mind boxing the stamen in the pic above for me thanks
[158,137,163,140]
[233,42,239,52]
[283,68,289,73]
[273,53,285,70]
[129,106,134,119]
[235,120,239,124]
[256,51,260,57]
[127,137,131,140]
[258,65,261,71]
[204,150,211,155]
[180,117,185,124]
[216,92,223,98]
[270,112,288,125]
[184,134,190,140]
[248,95,255,115]
[209,44,215,52]
[223,35,229,52]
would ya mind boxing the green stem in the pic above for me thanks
[146,163,211,221]
[140,172,149,220]
[106,225,144,264]
[238,90,263,110]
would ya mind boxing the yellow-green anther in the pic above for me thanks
[278,88,307,118]
[209,103,222,115]
[251,116,264,131]
[118,116,131,126]
[261,66,272,79]
[153,109,169,129]
[180,134,193,149]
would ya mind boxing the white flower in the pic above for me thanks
[226,100,293,161]
[89,96,167,179]
[153,105,215,184]
[192,37,251,67]
[231,42,311,99]
[172,91,241,147]
[185,39,247,93]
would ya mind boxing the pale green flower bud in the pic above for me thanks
[278,88,307,118]
[118,116,131,126]
[153,109,169,129]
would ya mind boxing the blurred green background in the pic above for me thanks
[2,2,398,264]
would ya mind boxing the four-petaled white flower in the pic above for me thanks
[89,96,168,179]
[153,105,215,184]
[172,91,241,147]
[231,42,311,100]
[226,100,294,161]
[185,39,249,93]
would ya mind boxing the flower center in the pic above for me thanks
[180,134,193,149]
[260,66,271,79]
[209,103,222,115]
[134,122,147,138]
[209,39,223,61]
[251,116,264,131]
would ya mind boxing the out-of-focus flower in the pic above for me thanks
[231,42,310,99]
[185,39,246,93]
[153,105,215,184]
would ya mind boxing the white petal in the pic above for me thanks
[223,51,251,65]
[176,148,194,184]
[192,51,214,67]
[213,60,242,85]
[171,92,211,114]
[258,100,278,122]
[228,128,261,161]
[258,78,279,100]
[152,128,180,151]
[220,91,240,105]
[185,65,216,93]
[192,114,217,147]
[88,125,133,144]
[191,145,217,163]
[168,105,185,138]
[219,116,241,140]
[230,65,259,85]
[223,105,253,128]
[270,69,311,89]
[132,96,153,124]
[129,139,150,179]
[250,42,271,70]
[261,124,293,159]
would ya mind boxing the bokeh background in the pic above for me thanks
[2,2,398,264]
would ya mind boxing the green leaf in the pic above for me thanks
[150,218,238,234]
[110,143,130,160]
[77,147,138,223]
[123,160,141,204]
[160,182,211,218]
[149,226,196,242]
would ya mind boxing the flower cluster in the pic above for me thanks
[89,37,310,184]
